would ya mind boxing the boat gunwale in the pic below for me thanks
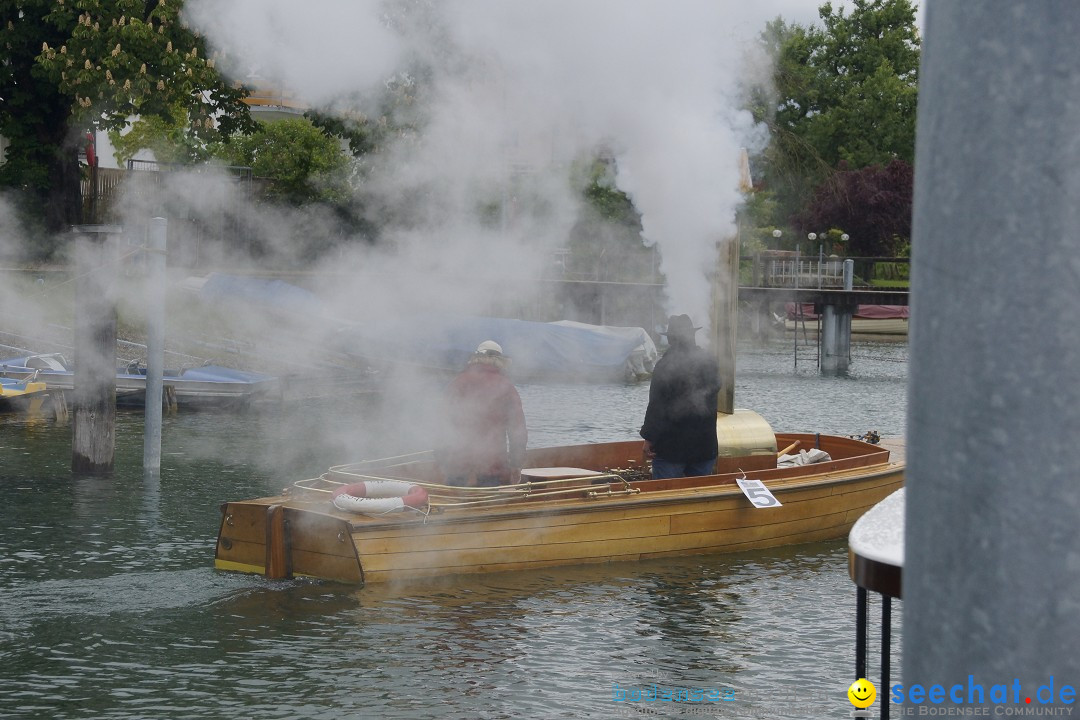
[224,432,898,531]
[336,461,901,529]
[316,432,887,494]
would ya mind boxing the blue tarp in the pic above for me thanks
[198,272,326,318]
[192,273,656,382]
[334,314,656,381]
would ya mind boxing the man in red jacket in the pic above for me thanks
[440,340,527,486]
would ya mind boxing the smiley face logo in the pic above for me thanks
[848,678,877,708]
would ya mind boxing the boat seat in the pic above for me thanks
[520,467,606,481]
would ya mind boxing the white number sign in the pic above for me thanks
[737,478,782,508]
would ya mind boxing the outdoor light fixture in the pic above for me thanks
[807,232,817,241]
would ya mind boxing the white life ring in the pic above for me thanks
[331,480,429,515]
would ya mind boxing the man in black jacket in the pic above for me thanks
[640,314,722,479]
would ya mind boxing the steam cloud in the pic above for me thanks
[181,0,820,330]
[1,1,834,472]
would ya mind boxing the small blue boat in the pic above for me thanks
[0,354,280,409]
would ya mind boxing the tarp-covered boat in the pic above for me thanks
[785,303,909,336]
[334,314,657,383]
[186,273,658,383]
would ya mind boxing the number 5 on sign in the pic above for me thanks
[737,478,782,508]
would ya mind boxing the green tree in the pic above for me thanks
[751,0,919,236]
[807,0,919,167]
[107,105,212,166]
[0,0,252,235]
[747,17,830,239]
[566,154,655,283]
[217,117,350,205]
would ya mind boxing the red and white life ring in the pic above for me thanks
[331,480,429,515]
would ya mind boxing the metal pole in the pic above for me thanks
[856,585,867,679]
[881,596,891,720]
[793,245,800,368]
[821,305,835,372]
[143,218,167,476]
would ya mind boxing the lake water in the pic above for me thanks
[0,337,907,719]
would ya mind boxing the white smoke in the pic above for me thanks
[192,0,405,107]
[182,0,823,329]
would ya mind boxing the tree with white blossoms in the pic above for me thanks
[0,0,253,241]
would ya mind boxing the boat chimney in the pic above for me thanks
[711,147,753,415]
[709,149,777,464]
[711,233,738,416]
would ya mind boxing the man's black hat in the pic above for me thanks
[661,314,701,341]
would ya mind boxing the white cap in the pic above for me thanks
[475,340,503,356]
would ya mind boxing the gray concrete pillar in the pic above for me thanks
[820,304,851,375]
[906,0,1080,709]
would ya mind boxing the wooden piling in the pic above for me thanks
[71,225,121,476]
[51,391,69,424]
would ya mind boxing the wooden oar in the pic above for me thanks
[777,440,800,457]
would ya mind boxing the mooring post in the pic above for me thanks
[820,259,857,376]
[820,304,839,374]
[50,391,70,424]
[820,303,853,375]
[143,218,167,476]
[71,224,121,476]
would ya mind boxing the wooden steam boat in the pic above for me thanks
[214,418,903,586]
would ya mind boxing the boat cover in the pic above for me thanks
[195,272,327,318]
[176,365,276,383]
[786,303,909,320]
[190,273,658,382]
[334,314,657,382]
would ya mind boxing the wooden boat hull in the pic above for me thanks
[215,433,904,585]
